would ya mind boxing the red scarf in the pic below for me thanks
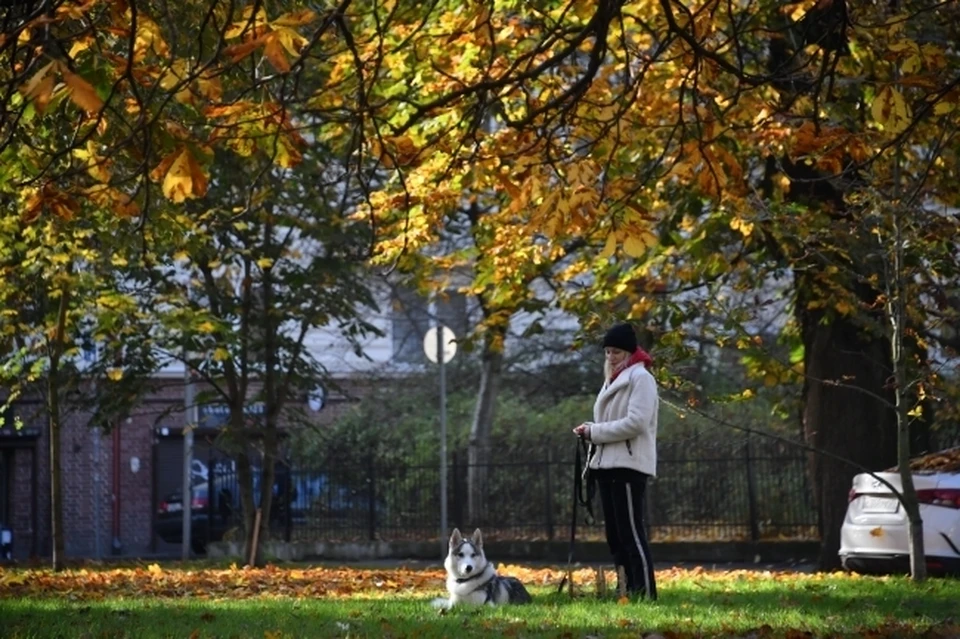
[610,347,653,382]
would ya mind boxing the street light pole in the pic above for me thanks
[425,302,456,559]
[436,317,448,558]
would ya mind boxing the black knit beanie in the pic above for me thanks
[602,323,637,353]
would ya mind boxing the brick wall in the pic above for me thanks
[11,446,36,558]
[4,375,382,560]
[7,381,186,560]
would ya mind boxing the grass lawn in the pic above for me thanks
[1,562,959,638]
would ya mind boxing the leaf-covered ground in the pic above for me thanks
[2,563,959,638]
[892,446,960,473]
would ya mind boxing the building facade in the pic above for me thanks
[0,281,579,560]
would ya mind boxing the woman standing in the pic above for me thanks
[573,322,658,600]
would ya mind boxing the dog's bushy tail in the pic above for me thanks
[503,577,532,604]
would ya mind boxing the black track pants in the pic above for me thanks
[595,468,657,600]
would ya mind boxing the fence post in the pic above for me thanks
[284,463,293,543]
[367,454,377,541]
[206,446,213,550]
[745,435,760,542]
[545,447,554,541]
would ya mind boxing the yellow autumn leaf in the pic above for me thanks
[257,257,274,269]
[902,54,922,75]
[274,26,309,57]
[0,571,28,586]
[274,137,303,169]
[197,321,216,333]
[161,148,208,203]
[272,9,318,27]
[68,37,94,59]
[212,348,231,362]
[871,86,912,134]
[934,99,956,116]
[598,232,617,258]
[869,527,884,537]
[74,141,112,183]
[730,216,754,237]
[62,69,104,115]
[622,231,656,258]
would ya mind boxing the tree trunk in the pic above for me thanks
[237,447,257,562]
[797,273,897,570]
[47,277,70,571]
[47,375,65,571]
[249,216,278,567]
[888,201,926,581]
[253,436,276,567]
[467,335,504,525]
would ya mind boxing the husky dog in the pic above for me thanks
[432,528,532,608]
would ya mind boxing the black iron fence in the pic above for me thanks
[194,435,818,549]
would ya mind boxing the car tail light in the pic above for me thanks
[158,501,168,513]
[848,487,857,503]
[191,496,208,510]
[916,489,960,509]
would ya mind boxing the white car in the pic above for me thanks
[839,452,960,575]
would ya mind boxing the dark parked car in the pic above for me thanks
[155,481,238,554]
[156,467,381,553]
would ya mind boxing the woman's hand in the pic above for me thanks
[572,423,592,440]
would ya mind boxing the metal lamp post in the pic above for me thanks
[423,323,456,558]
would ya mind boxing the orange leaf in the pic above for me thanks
[29,74,56,112]
[20,61,56,103]
[224,37,266,63]
[263,33,291,73]
[150,150,179,183]
[62,69,104,114]
[497,173,522,199]
[869,527,884,537]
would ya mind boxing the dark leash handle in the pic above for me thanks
[557,435,596,593]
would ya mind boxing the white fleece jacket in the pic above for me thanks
[586,362,658,477]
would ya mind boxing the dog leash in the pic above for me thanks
[557,435,596,594]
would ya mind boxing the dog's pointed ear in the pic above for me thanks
[471,528,483,548]
[449,528,462,547]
